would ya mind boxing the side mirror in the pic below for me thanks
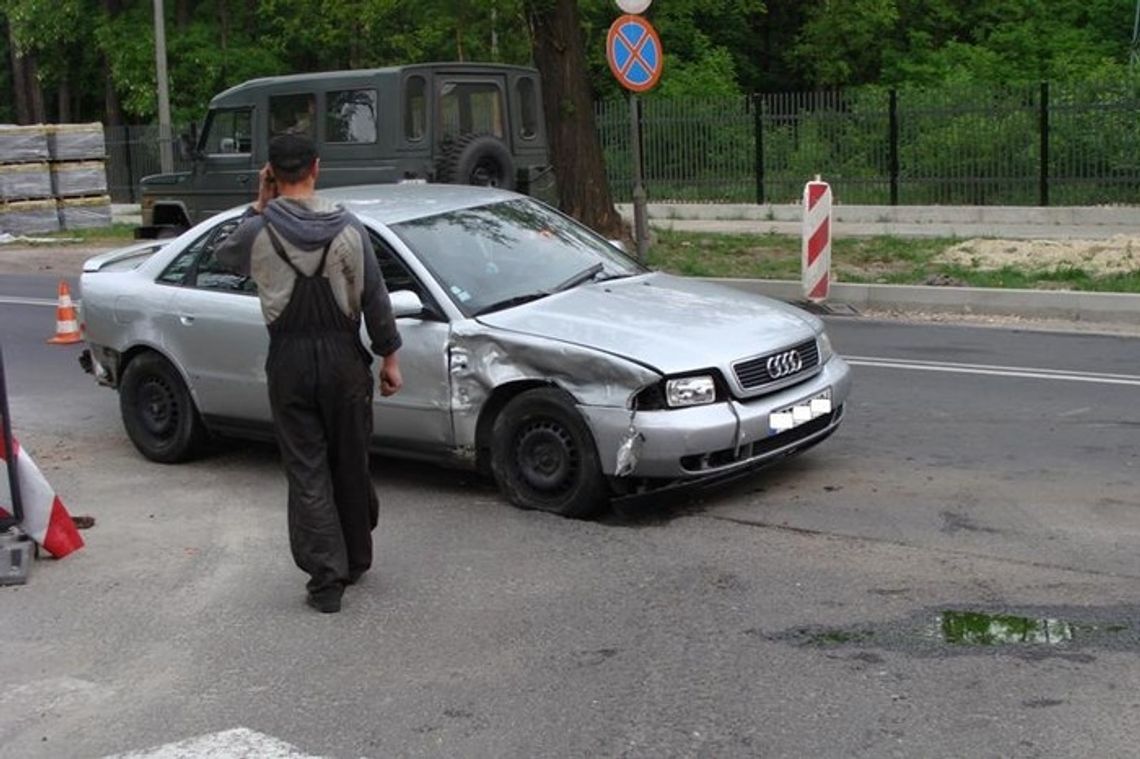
[390,289,425,319]
[608,239,627,253]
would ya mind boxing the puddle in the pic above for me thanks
[762,605,1139,658]
[936,611,1076,646]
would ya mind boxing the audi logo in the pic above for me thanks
[766,350,803,379]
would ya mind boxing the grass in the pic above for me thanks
[37,224,138,244]
[28,222,1140,293]
[647,230,1140,293]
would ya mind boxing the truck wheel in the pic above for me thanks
[436,134,515,190]
[490,388,608,519]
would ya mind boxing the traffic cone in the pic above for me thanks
[47,281,82,345]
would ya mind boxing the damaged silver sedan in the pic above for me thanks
[80,184,851,518]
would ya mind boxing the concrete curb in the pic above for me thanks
[618,203,1140,240]
[709,278,1140,326]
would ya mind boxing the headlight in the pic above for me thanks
[665,375,716,407]
[818,331,834,364]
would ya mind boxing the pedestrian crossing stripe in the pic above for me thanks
[102,727,337,759]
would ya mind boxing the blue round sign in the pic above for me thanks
[606,15,663,93]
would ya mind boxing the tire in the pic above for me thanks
[436,133,516,190]
[490,388,609,519]
[119,353,207,463]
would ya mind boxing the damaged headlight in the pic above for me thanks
[665,375,716,407]
[818,331,834,364]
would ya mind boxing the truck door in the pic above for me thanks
[193,107,257,221]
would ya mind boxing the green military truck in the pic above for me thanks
[137,62,552,238]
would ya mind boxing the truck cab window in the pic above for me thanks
[202,109,252,155]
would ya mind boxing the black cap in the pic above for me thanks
[268,134,318,173]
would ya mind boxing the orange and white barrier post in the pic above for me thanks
[48,280,82,345]
[802,177,832,303]
[0,435,84,559]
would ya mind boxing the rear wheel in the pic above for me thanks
[490,388,608,519]
[119,353,206,463]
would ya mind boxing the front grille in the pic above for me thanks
[732,338,819,390]
[680,406,842,473]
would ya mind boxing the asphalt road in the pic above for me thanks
[1,275,1139,759]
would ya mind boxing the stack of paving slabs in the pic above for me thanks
[0,125,58,234]
[0,123,110,234]
[48,124,111,230]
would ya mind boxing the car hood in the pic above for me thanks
[475,273,819,375]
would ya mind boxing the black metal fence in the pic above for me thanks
[103,80,1140,206]
[596,80,1140,205]
[104,125,192,203]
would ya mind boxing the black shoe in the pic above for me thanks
[306,590,342,613]
[347,569,367,585]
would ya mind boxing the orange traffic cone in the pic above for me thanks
[47,281,82,345]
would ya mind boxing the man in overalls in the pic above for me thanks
[218,134,403,613]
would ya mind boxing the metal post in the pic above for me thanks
[0,345,24,531]
[154,0,174,174]
[753,94,765,205]
[630,94,649,261]
[1039,81,1050,207]
[888,89,899,206]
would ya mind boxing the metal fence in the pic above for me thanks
[103,80,1140,206]
[596,80,1140,205]
[104,124,192,203]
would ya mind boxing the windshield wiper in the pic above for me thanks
[552,262,604,292]
[473,291,551,316]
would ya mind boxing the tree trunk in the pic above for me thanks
[58,71,72,123]
[525,0,625,239]
[102,0,124,126]
[9,25,32,124]
[26,53,47,123]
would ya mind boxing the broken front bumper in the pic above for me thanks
[581,356,852,479]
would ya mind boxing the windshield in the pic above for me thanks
[390,199,647,317]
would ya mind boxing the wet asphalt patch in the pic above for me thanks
[755,605,1140,660]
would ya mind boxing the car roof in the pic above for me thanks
[319,183,523,226]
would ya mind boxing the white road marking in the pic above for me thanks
[102,727,336,759]
[846,356,1140,387]
[0,296,56,308]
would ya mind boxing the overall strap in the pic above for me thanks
[314,239,334,276]
[263,224,304,277]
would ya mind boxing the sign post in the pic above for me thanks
[606,5,662,261]
[802,176,832,303]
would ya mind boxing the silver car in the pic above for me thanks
[80,184,851,518]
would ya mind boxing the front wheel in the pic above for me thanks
[490,388,609,519]
[119,353,206,463]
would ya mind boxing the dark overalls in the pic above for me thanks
[264,225,379,598]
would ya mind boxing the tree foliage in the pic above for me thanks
[1,0,1133,125]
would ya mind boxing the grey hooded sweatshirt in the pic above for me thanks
[216,195,402,358]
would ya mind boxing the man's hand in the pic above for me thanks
[379,354,403,397]
[254,163,277,213]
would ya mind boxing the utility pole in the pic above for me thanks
[1132,0,1140,68]
[154,0,174,173]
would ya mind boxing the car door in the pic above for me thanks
[368,232,454,453]
[160,219,271,424]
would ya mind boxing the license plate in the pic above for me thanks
[769,388,832,435]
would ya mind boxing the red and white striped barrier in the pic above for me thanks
[802,178,832,303]
[0,436,84,558]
